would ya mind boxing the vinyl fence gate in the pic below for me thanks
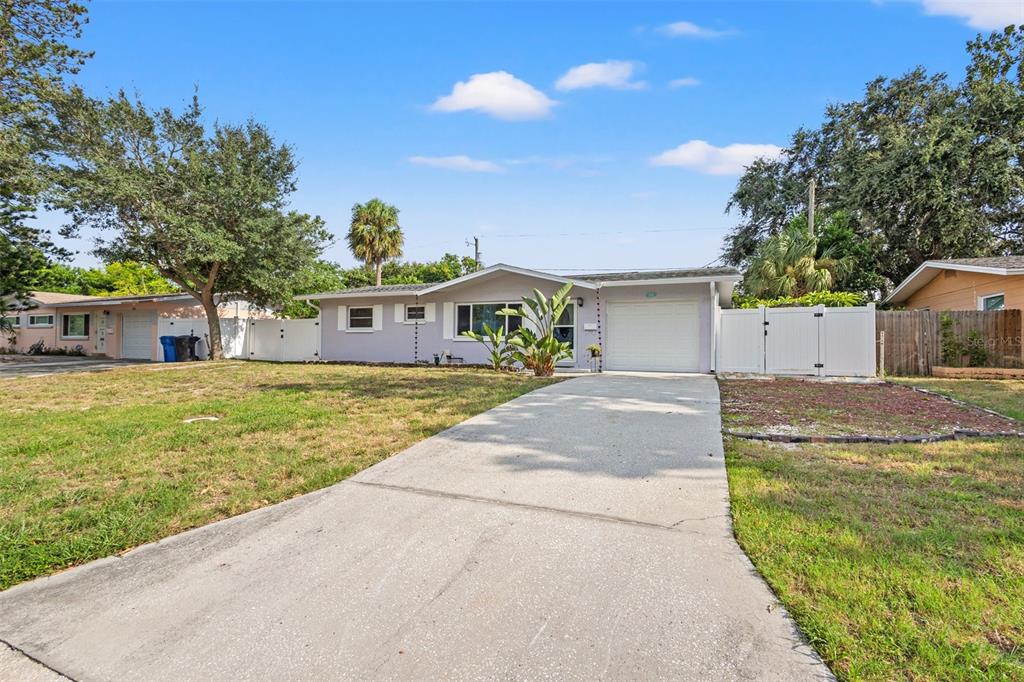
[247,318,320,362]
[716,304,876,377]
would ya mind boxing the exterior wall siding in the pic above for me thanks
[6,298,264,359]
[318,272,714,372]
[905,271,1024,311]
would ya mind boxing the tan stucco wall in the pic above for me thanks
[6,299,267,358]
[905,271,1024,311]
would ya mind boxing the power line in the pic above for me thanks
[486,226,730,239]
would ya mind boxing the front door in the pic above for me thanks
[554,302,575,365]
[95,313,107,354]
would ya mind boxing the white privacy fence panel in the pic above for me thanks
[157,317,248,360]
[716,308,765,373]
[765,307,822,375]
[717,304,875,377]
[248,318,319,362]
[820,306,876,377]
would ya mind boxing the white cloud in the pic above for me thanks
[668,77,701,88]
[429,71,557,121]
[920,0,1023,29]
[650,140,783,176]
[659,21,736,38]
[554,60,646,91]
[408,155,503,173]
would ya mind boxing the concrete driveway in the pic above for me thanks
[0,374,831,681]
[0,356,149,379]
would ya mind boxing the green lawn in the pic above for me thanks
[0,362,556,591]
[723,377,1024,680]
[727,438,1024,680]
[892,378,1024,422]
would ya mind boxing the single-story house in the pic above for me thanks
[3,292,263,360]
[886,256,1024,311]
[297,263,741,372]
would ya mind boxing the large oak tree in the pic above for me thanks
[724,25,1024,295]
[52,92,329,358]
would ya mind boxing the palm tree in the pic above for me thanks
[347,199,404,286]
[744,216,850,298]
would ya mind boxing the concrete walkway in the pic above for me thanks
[0,374,832,681]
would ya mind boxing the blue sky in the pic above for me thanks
[51,0,1022,272]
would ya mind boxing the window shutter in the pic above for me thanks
[394,303,404,323]
[424,302,436,323]
[372,304,383,331]
[442,302,454,339]
[337,305,347,331]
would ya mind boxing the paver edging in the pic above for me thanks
[722,428,1024,444]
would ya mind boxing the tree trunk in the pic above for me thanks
[200,292,224,360]
[375,261,383,286]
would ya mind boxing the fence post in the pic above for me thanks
[879,330,885,378]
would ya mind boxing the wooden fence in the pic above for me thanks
[876,309,1023,376]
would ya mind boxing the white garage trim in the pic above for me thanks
[605,300,700,372]
[122,311,157,359]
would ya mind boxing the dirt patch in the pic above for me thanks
[719,378,1019,437]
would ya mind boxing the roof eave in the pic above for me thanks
[50,294,197,308]
[886,261,1023,303]
[295,290,428,301]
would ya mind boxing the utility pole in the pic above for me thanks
[807,178,816,235]
[466,236,481,268]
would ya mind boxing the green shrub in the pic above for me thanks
[734,290,866,309]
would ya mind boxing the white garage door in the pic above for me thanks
[122,312,156,359]
[605,300,700,372]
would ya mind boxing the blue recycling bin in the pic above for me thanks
[159,335,177,362]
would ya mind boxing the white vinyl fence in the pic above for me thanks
[716,304,876,377]
[247,318,320,362]
[157,317,249,360]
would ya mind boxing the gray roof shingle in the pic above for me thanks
[310,283,435,296]
[571,266,740,282]
[938,256,1024,270]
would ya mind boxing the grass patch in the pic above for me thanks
[726,436,1024,680]
[0,362,556,590]
[892,378,1024,422]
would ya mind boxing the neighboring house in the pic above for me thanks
[886,256,1024,311]
[4,292,264,360]
[297,263,740,372]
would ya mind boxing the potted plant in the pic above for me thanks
[586,343,602,372]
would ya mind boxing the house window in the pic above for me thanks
[553,303,575,352]
[456,303,522,336]
[2,315,19,328]
[979,294,1005,311]
[28,314,54,327]
[61,313,90,339]
[405,305,426,322]
[348,307,373,329]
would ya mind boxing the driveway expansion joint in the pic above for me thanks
[1,638,76,682]
[348,479,684,532]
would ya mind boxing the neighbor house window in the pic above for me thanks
[456,303,522,336]
[348,307,373,329]
[61,313,90,338]
[28,314,54,327]
[979,294,1005,311]
[2,315,19,328]
[405,305,426,322]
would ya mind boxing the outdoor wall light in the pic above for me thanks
[576,297,584,307]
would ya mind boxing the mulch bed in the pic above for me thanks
[718,378,1019,438]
